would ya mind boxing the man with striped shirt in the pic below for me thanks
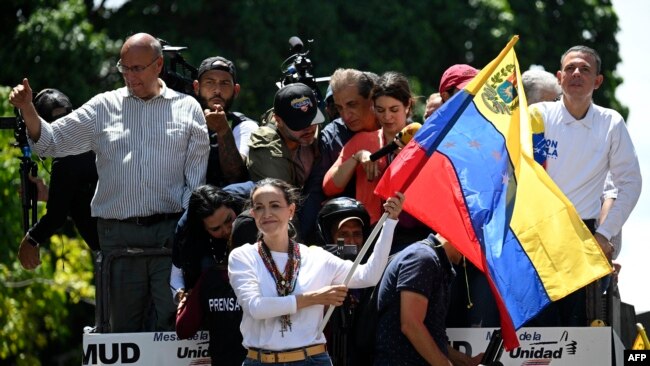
[9,33,209,332]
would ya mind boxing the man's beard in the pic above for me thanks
[280,124,317,147]
[199,93,234,112]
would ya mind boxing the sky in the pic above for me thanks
[609,0,649,314]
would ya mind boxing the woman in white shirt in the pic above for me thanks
[228,178,403,365]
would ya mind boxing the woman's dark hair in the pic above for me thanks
[250,178,301,207]
[371,71,414,115]
[249,178,301,240]
[178,185,244,289]
[186,185,242,231]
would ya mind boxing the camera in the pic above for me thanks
[279,36,329,106]
[159,39,197,97]
[325,239,359,261]
[281,37,316,87]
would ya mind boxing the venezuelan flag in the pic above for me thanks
[375,36,611,350]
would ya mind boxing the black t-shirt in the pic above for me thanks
[29,151,99,250]
[375,238,455,365]
[200,266,246,366]
[206,111,254,187]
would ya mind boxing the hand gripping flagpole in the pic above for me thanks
[317,211,390,334]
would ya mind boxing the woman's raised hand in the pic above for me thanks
[383,192,405,220]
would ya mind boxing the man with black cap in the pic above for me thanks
[246,83,324,187]
[17,88,99,269]
[194,56,258,186]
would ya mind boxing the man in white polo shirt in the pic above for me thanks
[529,45,641,326]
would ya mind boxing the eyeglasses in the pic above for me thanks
[116,57,160,74]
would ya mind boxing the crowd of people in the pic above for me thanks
[9,32,641,366]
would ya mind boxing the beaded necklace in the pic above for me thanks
[258,238,301,336]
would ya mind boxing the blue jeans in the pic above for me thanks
[242,352,332,366]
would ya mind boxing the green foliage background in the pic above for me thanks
[1,86,95,365]
[0,0,623,363]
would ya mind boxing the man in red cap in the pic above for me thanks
[438,64,479,102]
[436,63,500,330]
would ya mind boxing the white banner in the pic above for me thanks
[82,331,211,366]
[82,327,620,365]
[447,327,617,366]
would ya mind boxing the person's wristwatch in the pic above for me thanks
[25,234,40,247]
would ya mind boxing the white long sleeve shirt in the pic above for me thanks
[228,218,397,350]
[531,99,642,240]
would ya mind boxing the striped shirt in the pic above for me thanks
[32,80,209,219]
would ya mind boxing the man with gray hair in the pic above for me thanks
[522,68,561,105]
[10,32,209,332]
[299,69,379,241]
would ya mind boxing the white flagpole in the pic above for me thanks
[317,211,389,333]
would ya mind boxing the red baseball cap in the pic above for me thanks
[439,64,479,93]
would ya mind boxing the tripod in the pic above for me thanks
[0,110,39,233]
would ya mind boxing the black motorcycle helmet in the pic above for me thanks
[317,197,371,245]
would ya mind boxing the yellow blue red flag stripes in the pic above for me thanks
[375,36,612,350]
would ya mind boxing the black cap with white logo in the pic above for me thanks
[273,83,325,131]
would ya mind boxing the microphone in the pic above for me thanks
[369,123,421,162]
[288,36,304,54]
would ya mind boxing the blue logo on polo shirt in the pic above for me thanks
[544,139,559,159]
[535,138,559,161]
